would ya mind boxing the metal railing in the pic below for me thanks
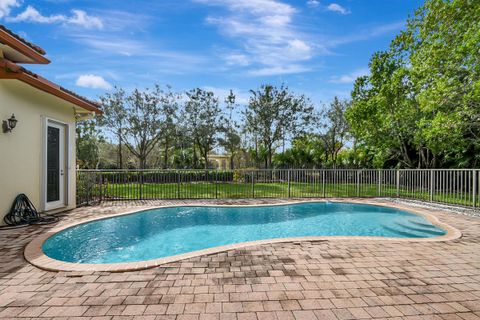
[76,169,479,210]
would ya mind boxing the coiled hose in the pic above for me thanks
[3,194,58,226]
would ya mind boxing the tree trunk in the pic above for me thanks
[204,151,209,170]
[118,131,123,169]
[267,144,272,169]
[139,156,147,169]
[230,155,234,170]
[193,146,198,168]
[419,148,425,169]
[399,139,413,168]
[254,136,259,168]
[163,137,169,169]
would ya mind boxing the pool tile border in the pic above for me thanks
[24,199,462,272]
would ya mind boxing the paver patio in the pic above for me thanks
[0,199,479,320]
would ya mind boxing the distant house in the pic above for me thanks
[208,153,231,170]
[0,25,101,224]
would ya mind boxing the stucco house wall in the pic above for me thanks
[0,80,77,224]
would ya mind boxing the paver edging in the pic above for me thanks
[24,199,462,272]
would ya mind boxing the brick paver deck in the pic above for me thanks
[0,199,479,320]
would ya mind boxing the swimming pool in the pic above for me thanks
[42,202,447,264]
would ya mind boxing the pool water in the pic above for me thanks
[43,202,446,264]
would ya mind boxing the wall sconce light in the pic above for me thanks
[2,114,18,133]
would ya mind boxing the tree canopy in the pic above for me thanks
[184,88,223,169]
[346,0,480,168]
[77,0,479,170]
[243,84,314,168]
[98,85,179,169]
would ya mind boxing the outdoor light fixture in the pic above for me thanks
[2,114,18,133]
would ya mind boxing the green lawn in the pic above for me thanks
[76,181,477,208]
[100,182,391,199]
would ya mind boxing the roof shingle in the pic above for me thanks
[18,66,101,108]
[0,25,46,55]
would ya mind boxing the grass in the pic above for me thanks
[101,182,394,199]
[74,181,478,208]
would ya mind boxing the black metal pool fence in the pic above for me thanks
[76,169,479,209]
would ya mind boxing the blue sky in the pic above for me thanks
[0,0,422,106]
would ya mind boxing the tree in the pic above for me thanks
[97,87,126,168]
[184,88,223,169]
[244,84,314,168]
[320,97,350,167]
[399,0,480,167]
[99,85,180,169]
[96,140,131,169]
[76,119,100,169]
[173,122,198,168]
[273,134,326,168]
[346,51,418,168]
[218,90,242,169]
[160,90,180,168]
[346,0,480,168]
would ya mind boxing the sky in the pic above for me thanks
[0,0,423,107]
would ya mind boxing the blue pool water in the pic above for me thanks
[43,202,446,264]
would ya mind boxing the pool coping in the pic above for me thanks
[24,199,462,272]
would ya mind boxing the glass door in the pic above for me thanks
[46,121,65,209]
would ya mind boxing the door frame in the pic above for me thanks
[41,117,70,211]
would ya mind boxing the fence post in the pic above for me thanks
[396,170,400,198]
[288,170,291,198]
[429,170,434,202]
[473,170,477,208]
[377,170,381,197]
[87,172,91,205]
[322,170,326,198]
[215,170,218,199]
[356,170,360,197]
[99,172,103,202]
[139,171,143,200]
[251,171,255,198]
[177,171,181,199]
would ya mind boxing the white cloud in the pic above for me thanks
[71,34,211,75]
[0,0,19,19]
[91,10,151,32]
[76,74,112,90]
[307,0,320,8]
[223,53,250,66]
[195,0,295,17]
[68,10,103,29]
[195,0,315,75]
[72,35,143,56]
[287,39,311,59]
[73,34,208,63]
[9,6,65,23]
[326,3,349,15]
[330,68,369,84]
[8,5,103,29]
[249,64,311,76]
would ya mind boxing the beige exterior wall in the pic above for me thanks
[0,80,78,225]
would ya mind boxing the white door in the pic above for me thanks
[45,121,66,210]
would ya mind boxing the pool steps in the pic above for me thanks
[384,221,446,238]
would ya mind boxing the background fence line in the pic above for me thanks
[77,169,480,210]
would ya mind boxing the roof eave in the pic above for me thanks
[0,62,102,114]
[0,28,50,64]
